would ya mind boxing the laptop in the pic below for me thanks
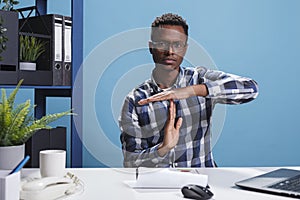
[235,168,300,198]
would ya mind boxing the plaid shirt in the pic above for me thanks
[119,66,258,168]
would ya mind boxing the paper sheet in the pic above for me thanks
[124,168,208,189]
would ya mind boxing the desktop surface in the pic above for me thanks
[22,167,300,200]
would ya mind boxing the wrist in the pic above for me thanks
[157,143,171,157]
[192,84,208,97]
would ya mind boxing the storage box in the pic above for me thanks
[0,170,20,200]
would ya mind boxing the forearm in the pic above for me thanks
[191,84,208,97]
[139,84,208,104]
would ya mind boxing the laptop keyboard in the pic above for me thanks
[268,174,300,193]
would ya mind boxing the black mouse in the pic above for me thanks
[181,184,214,200]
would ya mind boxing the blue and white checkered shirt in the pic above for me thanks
[119,66,258,168]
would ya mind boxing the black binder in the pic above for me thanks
[52,15,64,85]
[62,16,72,86]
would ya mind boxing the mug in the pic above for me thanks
[39,150,66,177]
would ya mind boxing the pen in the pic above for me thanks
[9,155,30,175]
[136,167,139,180]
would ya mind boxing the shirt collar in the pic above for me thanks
[150,67,185,92]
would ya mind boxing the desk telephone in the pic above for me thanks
[20,173,83,200]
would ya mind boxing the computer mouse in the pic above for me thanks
[181,184,214,200]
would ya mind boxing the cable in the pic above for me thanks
[58,172,85,199]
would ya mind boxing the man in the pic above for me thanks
[119,13,258,168]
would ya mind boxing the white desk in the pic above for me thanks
[23,167,300,200]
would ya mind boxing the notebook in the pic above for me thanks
[124,168,208,189]
[235,168,300,198]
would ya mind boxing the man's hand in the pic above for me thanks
[157,100,183,157]
[138,84,208,105]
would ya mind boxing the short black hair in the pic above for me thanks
[151,13,189,37]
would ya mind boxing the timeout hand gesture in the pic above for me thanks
[138,84,208,105]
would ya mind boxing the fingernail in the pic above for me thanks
[138,100,145,105]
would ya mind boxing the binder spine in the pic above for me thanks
[52,15,63,86]
[62,16,72,86]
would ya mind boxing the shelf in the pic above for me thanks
[19,31,51,39]
[0,0,81,168]
[0,0,83,167]
[0,85,71,89]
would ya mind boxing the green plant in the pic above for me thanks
[0,16,7,61]
[0,1,19,61]
[0,79,74,146]
[0,0,19,11]
[19,35,47,62]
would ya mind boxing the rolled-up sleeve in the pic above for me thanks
[202,69,259,104]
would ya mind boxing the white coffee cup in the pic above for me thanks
[39,150,66,177]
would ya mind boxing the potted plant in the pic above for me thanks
[1,0,19,11]
[0,79,73,169]
[19,35,47,71]
[0,0,19,84]
[0,15,8,61]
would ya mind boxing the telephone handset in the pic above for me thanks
[20,175,80,200]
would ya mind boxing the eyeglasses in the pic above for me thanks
[151,41,187,52]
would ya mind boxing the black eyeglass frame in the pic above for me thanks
[150,41,188,52]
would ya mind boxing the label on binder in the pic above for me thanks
[54,23,63,62]
[64,25,72,62]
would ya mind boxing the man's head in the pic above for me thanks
[149,13,189,71]
[151,13,189,40]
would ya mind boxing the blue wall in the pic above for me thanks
[81,0,300,167]
[13,0,300,167]
[15,0,71,15]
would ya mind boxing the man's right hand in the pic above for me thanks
[138,84,208,105]
[157,99,183,157]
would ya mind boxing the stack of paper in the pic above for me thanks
[124,168,208,189]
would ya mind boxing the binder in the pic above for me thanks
[53,15,64,85]
[62,16,72,86]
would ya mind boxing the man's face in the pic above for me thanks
[149,25,188,71]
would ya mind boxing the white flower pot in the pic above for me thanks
[19,62,36,71]
[0,144,25,170]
